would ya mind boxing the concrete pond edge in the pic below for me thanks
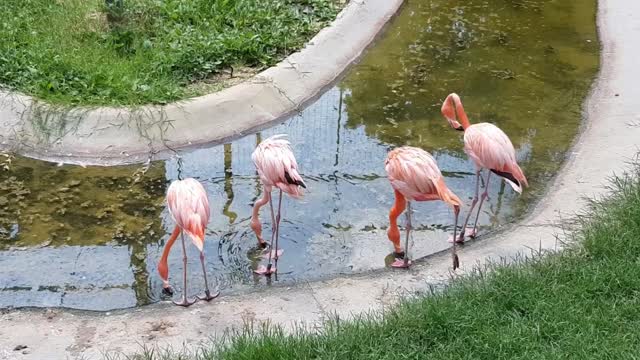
[2,0,640,358]
[0,0,405,166]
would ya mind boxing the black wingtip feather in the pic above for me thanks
[284,171,306,188]
[490,169,520,188]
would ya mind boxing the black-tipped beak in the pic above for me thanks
[455,125,465,132]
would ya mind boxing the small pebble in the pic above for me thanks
[13,345,27,351]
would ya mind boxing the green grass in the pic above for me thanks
[0,0,342,106]
[113,163,640,359]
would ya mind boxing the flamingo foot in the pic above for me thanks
[391,258,412,268]
[162,286,174,296]
[173,296,197,307]
[254,264,276,276]
[260,249,284,260]
[448,228,476,243]
[447,235,466,244]
[466,228,478,239]
[197,289,220,302]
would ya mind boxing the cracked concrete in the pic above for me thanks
[0,0,404,167]
[1,0,639,359]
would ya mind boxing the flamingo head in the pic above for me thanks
[449,119,465,132]
[441,94,465,131]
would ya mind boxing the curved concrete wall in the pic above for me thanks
[0,0,403,166]
[4,0,640,359]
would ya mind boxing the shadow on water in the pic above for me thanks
[0,0,598,310]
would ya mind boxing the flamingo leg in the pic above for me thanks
[451,206,460,270]
[254,190,278,276]
[454,170,482,243]
[173,231,196,307]
[469,172,492,238]
[392,201,412,269]
[387,190,407,257]
[197,251,219,301]
[405,201,412,264]
[250,188,271,249]
[266,190,278,272]
[273,190,284,279]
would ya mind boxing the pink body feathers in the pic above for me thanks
[166,178,210,251]
[252,134,306,198]
[463,123,528,193]
[385,147,461,207]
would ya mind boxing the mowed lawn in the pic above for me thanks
[0,0,342,106]
[118,165,640,359]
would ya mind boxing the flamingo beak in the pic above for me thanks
[448,119,463,131]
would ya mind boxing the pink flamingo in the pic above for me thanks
[250,134,306,276]
[385,146,463,269]
[157,178,218,306]
[441,93,528,243]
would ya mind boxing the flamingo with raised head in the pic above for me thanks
[157,178,218,306]
[441,93,528,243]
[250,134,306,276]
[385,146,463,270]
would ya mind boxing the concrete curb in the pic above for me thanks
[0,0,404,166]
[2,0,639,359]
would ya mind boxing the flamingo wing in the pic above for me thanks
[385,147,460,206]
[166,178,210,251]
[252,134,306,198]
[464,123,528,192]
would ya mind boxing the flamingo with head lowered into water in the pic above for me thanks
[385,146,463,270]
[157,178,218,307]
[250,134,306,276]
[441,93,528,243]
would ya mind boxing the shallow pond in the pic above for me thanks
[0,0,598,310]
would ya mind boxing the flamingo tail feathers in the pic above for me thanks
[435,177,462,209]
[184,214,206,252]
[277,168,305,198]
[491,163,528,194]
[284,170,306,188]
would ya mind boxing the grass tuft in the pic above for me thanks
[113,162,640,359]
[0,0,342,106]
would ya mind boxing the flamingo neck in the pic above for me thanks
[453,97,471,130]
[389,190,407,227]
[158,225,180,284]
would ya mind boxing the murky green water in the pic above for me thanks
[0,0,598,310]
[343,0,599,211]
